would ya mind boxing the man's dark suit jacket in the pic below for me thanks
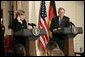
[50,16,70,40]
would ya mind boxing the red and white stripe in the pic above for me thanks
[38,17,49,51]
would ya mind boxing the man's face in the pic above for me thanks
[58,9,65,17]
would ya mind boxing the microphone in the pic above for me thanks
[28,23,36,26]
[69,22,75,26]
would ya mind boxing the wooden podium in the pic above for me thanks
[13,28,46,56]
[54,27,83,56]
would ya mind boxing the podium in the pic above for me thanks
[13,28,46,56]
[54,27,83,56]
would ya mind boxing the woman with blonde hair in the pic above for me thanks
[12,9,27,56]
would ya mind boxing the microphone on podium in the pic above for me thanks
[28,23,36,26]
[69,22,75,26]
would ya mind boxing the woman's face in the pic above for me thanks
[19,14,26,20]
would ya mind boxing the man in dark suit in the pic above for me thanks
[50,7,70,52]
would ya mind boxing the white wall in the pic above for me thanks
[73,1,84,52]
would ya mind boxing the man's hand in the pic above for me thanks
[53,27,62,33]
[58,27,62,30]
[53,29,58,32]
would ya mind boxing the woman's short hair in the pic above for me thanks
[16,9,25,17]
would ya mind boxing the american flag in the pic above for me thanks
[38,1,49,52]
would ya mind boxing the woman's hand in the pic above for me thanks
[17,16,22,24]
